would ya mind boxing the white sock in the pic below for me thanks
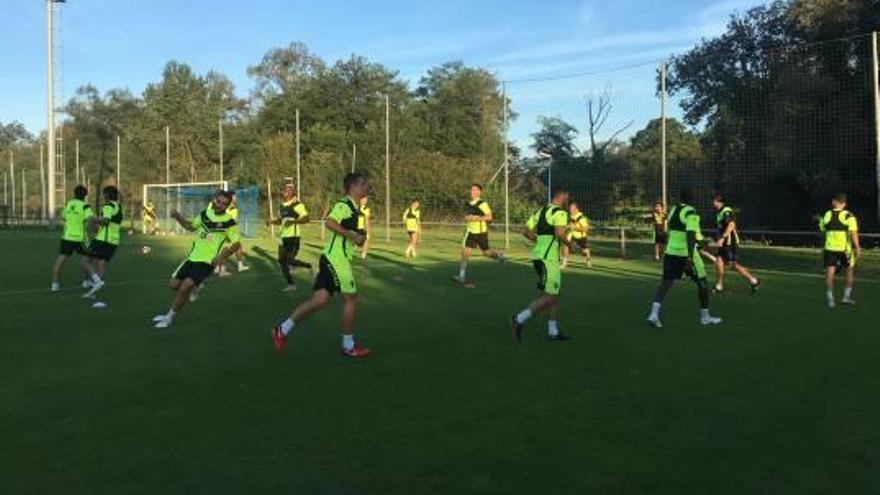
[548,320,559,336]
[748,276,757,285]
[91,274,103,284]
[700,308,710,319]
[649,302,661,318]
[844,287,853,299]
[165,309,177,320]
[459,266,466,281]
[280,318,295,336]
[516,309,533,324]
[715,283,723,291]
[51,282,60,290]
[342,334,355,351]
[826,290,834,301]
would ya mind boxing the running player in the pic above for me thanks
[563,201,591,269]
[403,199,421,258]
[271,172,372,358]
[646,187,722,328]
[819,193,861,308]
[151,190,241,329]
[267,183,313,291]
[648,201,667,261]
[454,183,505,285]
[51,185,103,292]
[358,195,372,259]
[510,187,572,342]
[143,200,158,235]
[82,186,123,298]
[712,193,760,294]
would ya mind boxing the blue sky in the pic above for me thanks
[0,0,764,149]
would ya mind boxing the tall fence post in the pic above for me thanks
[503,81,510,250]
[660,60,668,209]
[295,108,301,198]
[116,134,121,188]
[40,142,46,220]
[218,119,224,182]
[619,227,627,259]
[385,94,391,243]
[9,150,15,219]
[165,125,170,184]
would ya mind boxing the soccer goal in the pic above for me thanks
[142,181,228,235]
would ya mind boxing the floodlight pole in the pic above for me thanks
[116,134,121,187]
[385,94,391,243]
[872,31,880,225]
[503,81,510,249]
[165,125,170,184]
[352,143,356,173]
[74,139,79,184]
[660,60,668,209]
[218,119,224,181]
[9,150,15,219]
[40,142,46,219]
[46,0,57,218]
[295,108,301,198]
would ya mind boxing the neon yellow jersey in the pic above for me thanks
[665,204,703,257]
[403,208,421,232]
[820,209,858,252]
[186,206,241,263]
[466,199,491,234]
[357,206,371,231]
[325,197,360,261]
[62,199,93,242]
[96,201,123,246]
[526,204,568,262]
[227,205,239,220]
[569,212,589,240]
[279,200,308,238]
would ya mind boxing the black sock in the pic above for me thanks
[279,259,294,285]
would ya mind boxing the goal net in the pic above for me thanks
[142,181,228,236]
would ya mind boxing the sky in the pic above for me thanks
[0,0,765,150]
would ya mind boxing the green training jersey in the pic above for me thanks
[186,206,241,263]
[819,209,858,253]
[96,201,123,246]
[665,203,703,257]
[526,204,568,262]
[324,197,360,262]
[62,199,93,242]
[279,199,308,238]
[569,212,589,240]
[403,207,421,232]
[466,199,491,234]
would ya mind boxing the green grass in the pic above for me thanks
[2,226,879,494]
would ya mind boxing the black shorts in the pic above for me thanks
[313,255,342,295]
[662,254,699,281]
[281,237,301,257]
[718,244,738,263]
[59,239,88,256]
[654,230,668,245]
[824,250,852,269]
[173,260,215,285]
[572,237,589,251]
[464,232,490,251]
[88,240,117,261]
[407,230,418,239]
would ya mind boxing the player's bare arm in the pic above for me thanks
[212,241,242,267]
[170,211,195,232]
[327,218,365,246]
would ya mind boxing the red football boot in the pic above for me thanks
[272,326,288,353]
[342,344,372,358]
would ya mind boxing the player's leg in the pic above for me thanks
[731,261,760,293]
[51,253,68,291]
[647,255,680,328]
[481,234,506,263]
[824,251,837,308]
[153,277,196,328]
[714,256,726,292]
[278,243,296,290]
[272,255,338,352]
[236,245,249,272]
[412,230,420,257]
[842,254,856,305]
[360,235,370,259]
[339,293,368,356]
[688,255,721,325]
[512,260,564,341]
[456,240,472,283]
[561,244,570,269]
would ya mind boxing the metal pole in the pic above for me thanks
[116,134,121,187]
[74,139,79,184]
[267,176,275,238]
[40,142,46,219]
[872,32,880,224]
[547,158,552,203]
[503,82,510,249]
[660,60,669,209]
[165,125,170,184]
[295,108,301,197]
[3,172,6,208]
[21,169,26,221]
[385,94,391,243]
[46,0,56,218]
[352,143,357,173]
[218,119,224,181]
[9,151,15,219]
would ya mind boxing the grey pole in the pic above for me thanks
[116,134,121,187]
[74,139,79,185]
[872,32,880,224]
[21,169,26,221]
[660,60,669,209]
[9,151,15,219]
[165,125,170,184]
[218,119,224,181]
[352,143,356,173]
[385,94,391,243]
[40,142,46,219]
[46,0,56,218]
[295,108,301,198]
[503,82,510,250]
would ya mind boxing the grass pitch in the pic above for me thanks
[2,227,879,494]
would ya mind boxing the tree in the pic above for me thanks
[530,116,579,158]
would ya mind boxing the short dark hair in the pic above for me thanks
[569,200,579,208]
[679,187,695,204]
[73,185,88,200]
[833,193,847,204]
[344,172,365,192]
[471,183,483,191]
[215,189,233,201]
[103,186,119,201]
[551,186,569,198]
[654,201,664,208]
[712,192,725,203]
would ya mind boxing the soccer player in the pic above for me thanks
[151,190,241,329]
[403,199,421,258]
[562,201,591,269]
[510,187,572,342]
[143,200,158,235]
[51,185,103,292]
[268,183,313,291]
[819,193,861,308]
[648,201,668,261]
[82,186,123,298]
[646,187,722,328]
[357,195,372,259]
[454,183,505,285]
[271,172,372,358]
[712,193,760,294]
[228,192,249,273]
